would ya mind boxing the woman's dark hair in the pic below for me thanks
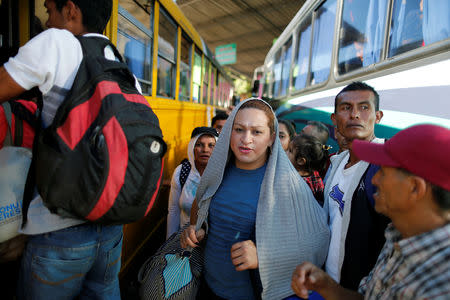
[278,119,296,139]
[239,100,275,134]
[191,126,219,138]
[54,0,112,33]
[291,133,329,174]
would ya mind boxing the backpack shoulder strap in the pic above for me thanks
[363,163,380,207]
[75,35,124,62]
[179,158,191,189]
[2,102,14,146]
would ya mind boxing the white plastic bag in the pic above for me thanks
[0,146,32,242]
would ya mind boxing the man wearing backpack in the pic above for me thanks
[322,82,390,291]
[0,1,126,299]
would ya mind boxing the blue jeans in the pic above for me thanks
[18,223,123,300]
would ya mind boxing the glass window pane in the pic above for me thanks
[179,34,191,101]
[157,8,176,98]
[202,59,210,104]
[117,4,153,95]
[264,69,272,97]
[157,57,174,97]
[119,0,153,31]
[280,38,292,97]
[216,73,220,106]
[389,0,449,57]
[272,50,282,97]
[192,48,202,103]
[310,0,336,85]
[338,0,387,74]
[158,9,176,62]
[422,0,450,45]
[292,17,312,90]
[210,67,216,105]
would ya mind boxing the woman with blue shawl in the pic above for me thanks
[181,98,330,299]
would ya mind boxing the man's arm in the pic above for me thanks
[291,262,364,300]
[0,66,26,103]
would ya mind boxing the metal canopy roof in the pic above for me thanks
[177,0,306,78]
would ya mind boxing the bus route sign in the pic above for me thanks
[215,43,236,65]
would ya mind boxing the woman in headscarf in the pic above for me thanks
[278,119,297,151]
[181,98,330,300]
[166,127,218,238]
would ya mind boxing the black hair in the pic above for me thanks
[278,119,296,139]
[211,112,228,127]
[431,184,450,211]
[306,120,329,144]
[191,126,219,139]
[335,81,380,112]
[291,133,329,175]
[53,0,112,33]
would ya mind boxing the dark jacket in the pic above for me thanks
[340,164,390,290]
[324,149,390,291]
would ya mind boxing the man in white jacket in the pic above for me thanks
[322,81,390,290]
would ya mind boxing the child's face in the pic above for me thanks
[287,141,297,167]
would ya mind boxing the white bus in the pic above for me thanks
[255,0,450,146]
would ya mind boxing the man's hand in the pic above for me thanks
[291,262,364,300]
[180,225,205,249]
[231,240,258,271]
[291,262,332,298]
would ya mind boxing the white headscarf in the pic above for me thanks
[195,98,330,299]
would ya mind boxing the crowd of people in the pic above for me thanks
[0,0,449,299]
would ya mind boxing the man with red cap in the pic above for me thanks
[291,124,450,299]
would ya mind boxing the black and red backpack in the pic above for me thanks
[23,36,167,225]
[0,100,37,149]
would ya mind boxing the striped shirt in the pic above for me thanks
[358,223,450,299]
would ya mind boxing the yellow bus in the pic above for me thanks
[1,0,233,275]
[254,0,450,148]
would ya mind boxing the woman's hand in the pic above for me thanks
[230,240,258,271]
[180,225,205,248]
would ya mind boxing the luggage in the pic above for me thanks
[138,226,203,300]
[26,36,167,225]
[0,101,35,242]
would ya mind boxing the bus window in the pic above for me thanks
[192,48,202,103]
[338,0,388,74]
[157,8,176,98]
[264,69,272,98]
[272,49,282,97]
[210,66,216,105]
[292,16,311,91]
[202,59,210,104]
[389,0,450,57]
[310,0,336,85]
[179,33,191,101]
[280,38,293,97]
[117,2,153,95]
[215,71,220,106]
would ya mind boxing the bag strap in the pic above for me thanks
[179,158,191,189]
[2,102,14,146]
[21,103,42,229]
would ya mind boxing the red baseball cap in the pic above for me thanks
[353,124,450,191]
